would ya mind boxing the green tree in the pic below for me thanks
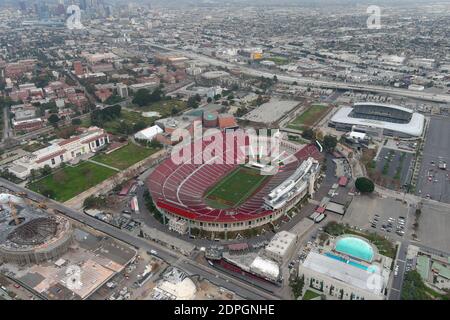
[355,177,375,193]
[323,135,337,152]
[187,95,199,109]
[133,120,147,133]
[302,128,316,140]
[40,165,52,176]
[71,118,82,126]
[48,114,60,126]
[132,89,152,107]
[401,271,431,300]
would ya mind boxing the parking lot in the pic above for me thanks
[375,148,414,190]
[343,196,409,239]
[416,116,450,203]
[88,251,167,300]
[416,202,450,253]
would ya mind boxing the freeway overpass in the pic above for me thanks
[0,178,279,300]
[146,42,450,104]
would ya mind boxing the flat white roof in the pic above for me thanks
[301,252,384,295]
[250,256,280,279]
[242,100,299,123]
[348,131,367,140]
[331,107,425,137]
[265,231,296,257]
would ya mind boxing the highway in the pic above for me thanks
[0,178,279,300]
[146,42,450,104]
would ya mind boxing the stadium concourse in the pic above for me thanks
[147,131,323,233]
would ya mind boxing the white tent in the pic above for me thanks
[134,125,163,141]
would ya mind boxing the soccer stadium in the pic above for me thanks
[329,102,425,138]
[147,131,322,234]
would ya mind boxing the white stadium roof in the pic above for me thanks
[353,102,414,114]
[331,106,425,137]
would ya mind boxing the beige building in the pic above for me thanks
[168,218,189,235]
[264,231,297,264]
[298,251,387,300]
[8,127,109,179]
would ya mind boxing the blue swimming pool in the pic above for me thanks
[335,236,374,262]
[324,252,370,271]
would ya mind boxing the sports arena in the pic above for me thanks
[329,102,425,138]
[147,131,322,233]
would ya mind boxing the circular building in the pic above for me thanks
[0,193,73,265]
[203,112,218,128]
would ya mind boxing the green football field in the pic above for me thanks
[204,166,268,209]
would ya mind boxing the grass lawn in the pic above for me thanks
[92,143,160,170]
[28,162,117,202]
[81,117,91,128]
[131,99,187,117]
[204,166,268,209]
[302,290,321,300]
[265,56,289,65]
[288,104,330,131]
[103,109,155,135]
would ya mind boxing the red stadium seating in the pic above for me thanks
[147,135,321,223]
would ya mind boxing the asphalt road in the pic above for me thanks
[0,178,278,300]
[389,241,408,300]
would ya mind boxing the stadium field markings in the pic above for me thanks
[204,166,269,209]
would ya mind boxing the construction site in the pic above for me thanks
[0,190,73,265]
[0,187,138,300]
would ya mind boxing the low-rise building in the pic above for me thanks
[168,218,188,235]
[8,127,109,179]
[264,231,297,264]
[298,235,391,300]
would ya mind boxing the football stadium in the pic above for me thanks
[329,102,425,138]
[147,131,322,233]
